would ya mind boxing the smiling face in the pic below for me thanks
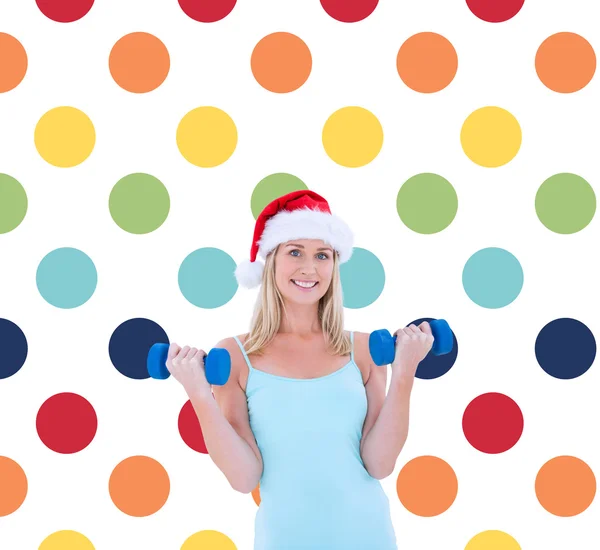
[274,239,335,303]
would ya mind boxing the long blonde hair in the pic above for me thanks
[242,243,351,357]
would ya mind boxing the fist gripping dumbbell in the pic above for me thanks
[147,343,231,385]
[369,319,453,366]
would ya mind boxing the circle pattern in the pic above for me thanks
[34,107,96,167]
[251,33,312,93]
[396,32,458,93]
[177,107,237,167]
[460,106,522,167]
[0,3,597,548]
[322,107,383,167]
[0,33,28,92]
[109,32,170,93]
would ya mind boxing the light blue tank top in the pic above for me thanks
[233,331,398,550]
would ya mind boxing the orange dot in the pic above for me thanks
[535,32,596,93]
[251,32,312,93]
[109,32,170,93]
[397,32,457,93]
[251,483,261,506]
[109,456,170,517]
[0,456,28,516]
[535,456,596,517]
[0,33,28,93]
[396,455,458,516]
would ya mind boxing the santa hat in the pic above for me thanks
[235,190,354,289]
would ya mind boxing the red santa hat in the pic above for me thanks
[235,190,354,289]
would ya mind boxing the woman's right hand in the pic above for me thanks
[166,343,212,398]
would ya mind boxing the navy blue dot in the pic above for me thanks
[535,318,596,380]
[0,318,28,379]
[108,318,169,380]
[410,317,458,380]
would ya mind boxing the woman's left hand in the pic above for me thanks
[390,322,435,382]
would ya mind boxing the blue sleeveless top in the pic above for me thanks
[233,331,398,550]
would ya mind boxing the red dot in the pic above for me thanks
[320,0,379,23]
[462,392,523,453]
[178,399,208,454]
[36,393,97,453]
[178,0,237,23]
[466,0,525,23]
[35,0,95,23]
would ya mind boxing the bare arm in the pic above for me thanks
[189,337,263,493]
[355,331,412,479]
[360,376,412,479]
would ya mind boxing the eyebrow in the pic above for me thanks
[285,243,333,252]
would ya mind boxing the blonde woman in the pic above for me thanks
[166,190,434,550]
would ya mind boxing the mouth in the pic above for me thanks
[291,279,319,291]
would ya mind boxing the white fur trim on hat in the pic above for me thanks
[257,207,354,263]
[235,258,264,289]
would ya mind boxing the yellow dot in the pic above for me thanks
[39,530,95,550]
[460,106,521,167]
[465,530,521,550]
[34,107,96,167]
[181,530,237,549]
[176,106,237,167]
[322,106,383,167]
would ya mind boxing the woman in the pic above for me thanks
[166,190,434,550]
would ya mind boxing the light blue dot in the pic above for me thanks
[178,247,238,308]
[36,247,98,309]
[462,247,523,308]
[340,247,385,309]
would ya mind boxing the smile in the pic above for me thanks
[291,280,318,289]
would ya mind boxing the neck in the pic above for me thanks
[278,301,321,336]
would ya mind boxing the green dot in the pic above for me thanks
[340,247,385,309]
[250,173,308,219]
[109,173,170,234]
[462,247,523,309]
[178,248,238,309]
[36,247,98,309]
[0,174,28,234]
[397,173,458,234]
[535,173,596,234]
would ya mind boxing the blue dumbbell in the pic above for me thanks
[147,343,231,385]
[369,319,453,366]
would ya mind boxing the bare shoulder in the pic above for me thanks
[213,335,247,389]
[212,334,264,483]
[350,331,374,386]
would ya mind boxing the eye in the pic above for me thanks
[289,250,329,260]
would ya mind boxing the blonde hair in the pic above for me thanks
[243,243,351,357]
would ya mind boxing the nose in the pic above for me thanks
[299,257,318,275]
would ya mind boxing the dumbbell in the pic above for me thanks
[147,343,231,385]
[369,319,453,366]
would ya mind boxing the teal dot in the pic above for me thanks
[178,248,238,308]
[462,247,523,308]
[340,247,385,308]
[36,247,98,308]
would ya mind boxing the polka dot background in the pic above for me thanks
[0,1,597,548]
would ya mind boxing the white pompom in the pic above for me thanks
[235,259,264,289]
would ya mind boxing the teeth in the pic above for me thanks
[293,280,317,288]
